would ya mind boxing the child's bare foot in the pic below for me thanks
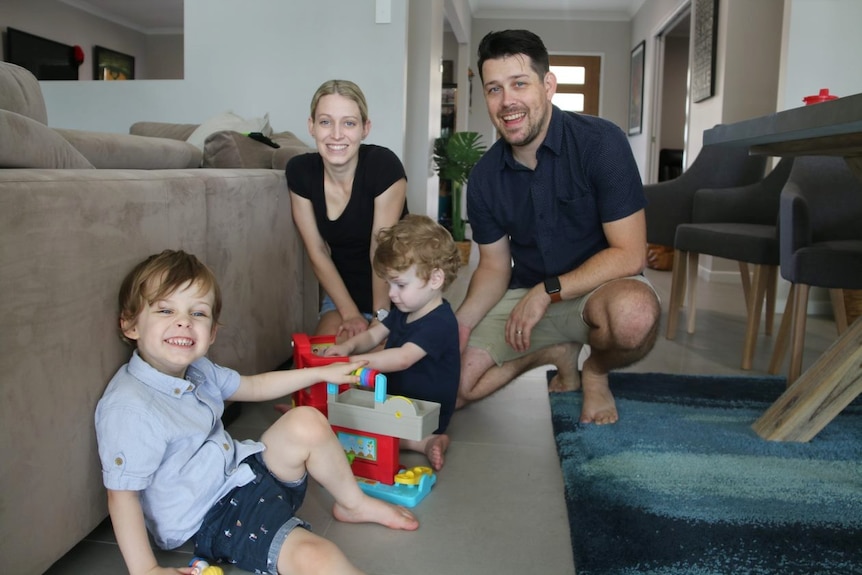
[547,343,582,392]
[579,365,618,425]
[401,434,450,470]
[424,434,449,470]
[332,496,419,531]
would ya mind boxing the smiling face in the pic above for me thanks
[308,93,370,168]
[121,280,217,378]
[481,53,556,151]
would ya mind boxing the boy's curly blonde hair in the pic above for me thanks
[373,214,461,290]
[118,250,222,345]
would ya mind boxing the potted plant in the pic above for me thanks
[433,131,487,263]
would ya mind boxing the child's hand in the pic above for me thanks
[319,360,368,385]
[143,566,192,575]
[322,344,349,357]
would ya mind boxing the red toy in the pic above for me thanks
[291,333,347,415]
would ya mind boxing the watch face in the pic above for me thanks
[376,308,389,322]
[544,277,561,294]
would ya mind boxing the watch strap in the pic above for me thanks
[544,277,562,303]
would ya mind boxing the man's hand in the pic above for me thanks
[505,285,551,352]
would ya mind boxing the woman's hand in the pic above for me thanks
[322,343,350,357]
[336,315,370,343]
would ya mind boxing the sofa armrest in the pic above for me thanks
[129,121,199,141]
[57,129,202,169]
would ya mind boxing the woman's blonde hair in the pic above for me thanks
[373,215,461,291]
[118,250,222,345]
[309,79,369,124]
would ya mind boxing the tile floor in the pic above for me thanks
[45,254,838,575]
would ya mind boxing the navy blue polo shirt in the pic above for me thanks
[467,106,645,289]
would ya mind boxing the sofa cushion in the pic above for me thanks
[0,62,49,124]
[57,129,202,169]
[129,121,200,141]
[203,130,311,169]
[271,140,315,171]
[0,110,94,169]
[186,111,272,151]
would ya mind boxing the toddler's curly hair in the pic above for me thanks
[373,214,461,290]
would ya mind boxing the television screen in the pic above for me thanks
[5,27,78,80]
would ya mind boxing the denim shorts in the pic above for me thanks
[319,293,373,321]
[193,453,310,575]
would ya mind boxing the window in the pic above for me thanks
[550,55,601,116]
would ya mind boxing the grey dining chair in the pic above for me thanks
[768,155,862,383]
[644,144,768,248]
[666,158,794,370]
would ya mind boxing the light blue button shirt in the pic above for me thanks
[95,352,264,549]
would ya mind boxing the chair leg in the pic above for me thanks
[768,283,795,375]
[788,283,811,385]
[764,265,778,336]
[665,249,687,340]
[741,264,768,370]
[830,289,849,335]
[739,261,752,310]
[685,251,699,334]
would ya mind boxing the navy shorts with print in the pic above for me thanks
[193,452,310,575]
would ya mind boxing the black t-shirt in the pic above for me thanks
[286,144,407,314]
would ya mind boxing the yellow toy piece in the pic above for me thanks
[189,557,224,575]
[394,466,434,485]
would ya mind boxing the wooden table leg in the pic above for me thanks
[752,316,862,441]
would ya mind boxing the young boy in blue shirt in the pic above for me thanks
[323,215,461,471]
[95,250,418,575]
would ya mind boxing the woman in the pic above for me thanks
[287,79,408,342]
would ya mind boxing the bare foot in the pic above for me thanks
[401,434,450,470]
[579,366,618,425]
[547,343,582,393]
[424,434,450,471]
[332,496,419,531]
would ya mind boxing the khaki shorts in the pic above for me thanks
[468,275,657,365]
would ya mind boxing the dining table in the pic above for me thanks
[702,92,862,442]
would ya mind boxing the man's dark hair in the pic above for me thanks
[477,29,550,82]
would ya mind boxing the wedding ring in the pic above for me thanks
[516,329,523,335]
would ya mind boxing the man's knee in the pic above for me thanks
[610,289,660,350]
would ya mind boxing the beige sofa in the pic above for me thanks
[0,62,318,574]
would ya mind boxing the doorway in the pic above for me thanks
[649,3,691,184]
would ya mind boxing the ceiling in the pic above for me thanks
[59,0,646,34]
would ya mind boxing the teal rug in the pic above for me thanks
[549,371,862,575]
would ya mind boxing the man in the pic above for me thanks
[456,29,660,425]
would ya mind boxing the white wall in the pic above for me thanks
[145,34,183,80]
[40,0,410,163]
[780,0,862,110]
[405,0,444,218]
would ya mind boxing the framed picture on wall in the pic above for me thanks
[692,0,718,102]
[628,40,645,136]
[93,46,135,80]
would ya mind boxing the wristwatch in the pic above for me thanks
[375,308,390,322]
[544,277,562,303]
